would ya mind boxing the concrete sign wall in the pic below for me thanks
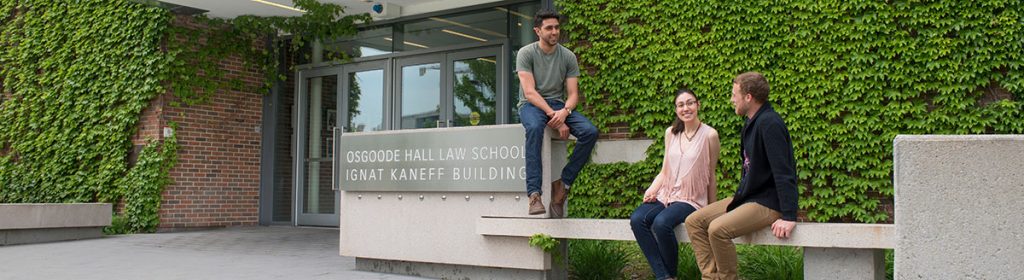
[340,125,526,192]
[894,135,1024,279]
[340,124,568,274]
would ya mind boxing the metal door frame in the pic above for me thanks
[393,53,448,129]
[340,59,393,132]
[290,43,508,226]
[444,46,505,126]
[294,67,343,226]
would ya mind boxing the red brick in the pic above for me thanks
[135,15,263,230]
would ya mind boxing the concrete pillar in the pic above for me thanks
[894,135,1024,279]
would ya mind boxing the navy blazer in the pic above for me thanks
[726,103,799,221]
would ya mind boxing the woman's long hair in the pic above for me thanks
[670,88,698,135]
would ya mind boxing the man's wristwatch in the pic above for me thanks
[564,108,572,115]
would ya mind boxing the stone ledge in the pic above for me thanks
[1,203,111,245]
[2,227,106,246]
[0,203,112,230]
[477,217,894,249]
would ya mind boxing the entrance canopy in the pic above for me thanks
[157,0,506,19]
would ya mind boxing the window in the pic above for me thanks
[396,9,507,51]
[322,26,394,60]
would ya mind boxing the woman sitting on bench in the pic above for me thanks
[630,88,720,280]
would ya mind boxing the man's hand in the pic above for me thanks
[771,219,796,239]
[557,124,570,140]
[547,109,569,128]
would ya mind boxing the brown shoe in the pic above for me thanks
[549,180,568,218]
[528,193,546,215]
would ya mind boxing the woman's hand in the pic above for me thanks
[642,187,658,203]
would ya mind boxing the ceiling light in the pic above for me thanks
[429,17,504,37]
[383,37,429,49]
[495,7,530,20]
[402,41,430,49]
[250,0,306,13]
[443,29,487,42]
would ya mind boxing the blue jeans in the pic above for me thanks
[631,201,698,280]
[519,100,598,196]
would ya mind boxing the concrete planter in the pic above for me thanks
[0,203,112,245]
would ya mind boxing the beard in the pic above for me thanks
[543,36,559,46]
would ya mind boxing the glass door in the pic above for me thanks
[295,68,342,226]
[342,60,390,133]
[447,47,501,127]
[395,54,445,129]
[393,47,503,129]
[294,47,504,225]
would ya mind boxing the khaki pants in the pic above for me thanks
[684,197,781,280]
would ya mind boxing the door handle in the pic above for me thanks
[434,119,453,128]
[332,127,342,191]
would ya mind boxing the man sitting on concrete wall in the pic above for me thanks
[517,9,599,218]
[684,72,799,280]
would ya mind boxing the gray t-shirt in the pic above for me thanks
[516,42,580,107]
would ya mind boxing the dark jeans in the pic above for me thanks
[631,201,698,280]
[518,100,598,196]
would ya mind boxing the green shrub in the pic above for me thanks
[676,243,702,280]
[616,241,700,280]
[102,215,129,235]
[617,242,653,280]
[886,249,894,280]
[737,245,803,280]
[570,240,630,280]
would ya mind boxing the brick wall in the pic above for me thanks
[134,95,165,146]
[135,15,264,229]
[598,121,642,140]
[160,84,262,228]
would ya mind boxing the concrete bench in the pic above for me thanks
[478,217,894,280]
[0,203,112,245]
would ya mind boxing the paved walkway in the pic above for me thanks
[0,226,433,280]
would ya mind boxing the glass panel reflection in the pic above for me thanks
[398,9,507,51]
[506,2,541,124]
[323,26,393,59]
[452,57,497,127]
[303,75,337,214]
[401,63,441,129]
[347,70,385,132]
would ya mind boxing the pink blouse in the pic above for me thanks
[654,123,713,209]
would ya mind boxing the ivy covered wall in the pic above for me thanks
[0,0,171,201]
[562,0,1024,222]
[1,0,363,231]
[0,0,176,232]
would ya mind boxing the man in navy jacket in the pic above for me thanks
[684,72,798,280]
